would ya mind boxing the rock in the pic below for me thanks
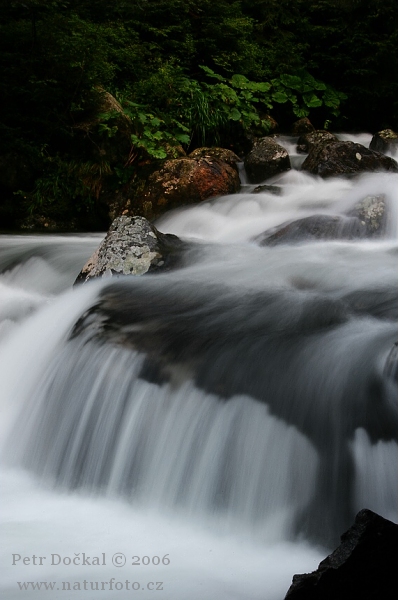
[291,118,315,136]
[383,342,398,383]
[284,509,398,600]
[369,129,398,156]
[347,194,386,236]
[138,156,240,219]
[244,137,291,183]
[297,130,338,154]
[252,184,282,195]
[302,141,398,177]
[255,214,367,246]
[74,216,184,284]
[188,147,241,167]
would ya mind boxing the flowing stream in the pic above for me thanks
[1,135,397,599]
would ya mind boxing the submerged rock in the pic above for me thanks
[244,137,291,183]
[74,216,184,284]
[255,215,367,246]
[284,509,398,600]
[297,130,337,154]
[302,141,398,177]
[370,129,398,155]
[251,184,282,195]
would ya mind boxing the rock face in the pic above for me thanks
[370,129,398,155]
[284,509,398,600]
[291,118,315,136]
[139,155,240,219]
[244,137,291,183]
[297,130,338,154]
[74,216,183,284]
[302,141,398,177]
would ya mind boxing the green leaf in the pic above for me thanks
[229,108,242,121]
[272,91,289,103]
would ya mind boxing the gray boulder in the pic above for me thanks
[369,129,398,155]
[302,141,398,177]
[74,216,183,284]
[244,137,291,183]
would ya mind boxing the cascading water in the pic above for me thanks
[1,136,397,599]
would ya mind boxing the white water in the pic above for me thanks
[1,139,398,599]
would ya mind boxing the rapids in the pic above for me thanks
[1,135,397,599]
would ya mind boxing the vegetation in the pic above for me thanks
[0,0,397,229]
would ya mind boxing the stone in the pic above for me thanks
[74,215,184,284]
[291,117,315,136]
[252,184,282,195]
[137,156,240,220]
[284,509,398,600]
[369,129,398,155]
[188,147,241,167]
[255,214,367,246]
[347,194,386,236]
[244,137,291,183]
[297,130,338,154]
[301,141,398,177]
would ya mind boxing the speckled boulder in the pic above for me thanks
[297,130,338,154]
[140,156,240,218]
[369,129,398,156]
[302,141,398,177]
[348,194,387,237]
[74,216,183,284]
[244,137,291,183]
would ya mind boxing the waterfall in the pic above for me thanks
[1,149,397,599]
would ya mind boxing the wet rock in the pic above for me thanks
[255,214,366,246]
[383,342,398,383]
[188,147,241,167]
[343,288,398,321]
[139,156,240,219]
[291,118,315,136]
[370,129,398,155]
[284,509,398,600]
[74,215,184,284]
[252,184,282,195]
[302,141,398,177]
[244,137,291,183]
[348,194,386,237]
[297,130,337,154]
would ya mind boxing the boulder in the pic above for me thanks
[347,194,386,236]
[297,130,337,154]
[244,137,291,183]
[74,216,184,284]
[255,214,367,246]
[291,118,315,136]
[137,156,240,219]
[188,147,241,167]
[369,129,398,155]
[284,509,398,600]
[302,141,398,177]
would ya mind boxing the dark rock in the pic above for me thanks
[297,130,337,154]
[74,216,184,284]
[291,118,315,136]
[343,288,398,321]
[136,156,240,220]
[255,214,367,246]
[284,509,398,600]
[244,137,291,183]
[252,184,282,195]
[188,147,241,167]
[370,129,398,155]
[302,141,398,177]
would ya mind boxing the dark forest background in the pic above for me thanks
[1,0,397,229]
